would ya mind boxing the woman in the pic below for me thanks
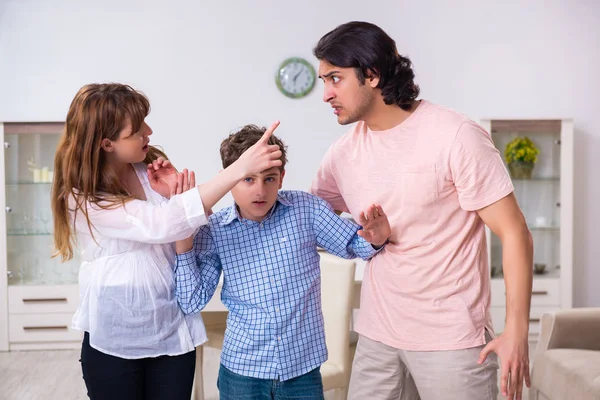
[51,83,281,399]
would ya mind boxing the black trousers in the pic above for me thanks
[80,332,196,400]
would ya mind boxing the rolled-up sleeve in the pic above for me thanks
[72,188,208,244]
[313,196,383,261]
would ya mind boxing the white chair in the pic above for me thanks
[191,311,228,400]
[319,251,357,400]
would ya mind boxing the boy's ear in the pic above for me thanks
[101,138,115,152]
[278,170,285,189]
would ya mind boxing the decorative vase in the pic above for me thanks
[508,161,534,179]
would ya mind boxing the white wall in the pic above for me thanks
[0,0,598,306]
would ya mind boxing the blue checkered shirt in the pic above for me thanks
[175,190,380,381]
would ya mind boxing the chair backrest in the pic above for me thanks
[319,251,356,373]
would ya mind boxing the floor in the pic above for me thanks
[0,344,534,400]
[0,346,224,400]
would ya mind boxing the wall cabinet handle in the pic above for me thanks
[22,298,68,303]
[23,326,68,331]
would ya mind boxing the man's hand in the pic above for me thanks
[479,327,530,399]
[476,193,533,400]
[147,157,178,198]
[357,204,391,247]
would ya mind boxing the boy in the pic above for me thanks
[174,124,391,399]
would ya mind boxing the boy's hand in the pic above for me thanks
[176,236,194,254]
[357,204,391,248]
[147,157,178,198]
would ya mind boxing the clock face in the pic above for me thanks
[276,58,316,99]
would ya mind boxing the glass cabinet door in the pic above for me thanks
[488,120,562,281]
[4,123,80,285]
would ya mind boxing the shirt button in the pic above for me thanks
[270,278,275,284]
[277,336,282,341]
[275,307,280,312]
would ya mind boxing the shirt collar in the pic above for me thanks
[221,192,292,226]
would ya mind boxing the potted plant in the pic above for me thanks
[504,136,540,179]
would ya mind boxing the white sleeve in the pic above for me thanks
[72,188,208,244]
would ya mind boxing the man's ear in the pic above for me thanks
[101,138,115,152]
[278,170,286,189]
[366,71,380,88]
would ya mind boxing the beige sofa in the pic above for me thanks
[530,308,600,399]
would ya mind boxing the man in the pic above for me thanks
[310,21,533,400]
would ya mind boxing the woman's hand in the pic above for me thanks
[172,169,197,253]
[147,157,178,198]
[232,121,283,178]
[170,169,196,197]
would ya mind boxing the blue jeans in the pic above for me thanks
[217,364,325,400]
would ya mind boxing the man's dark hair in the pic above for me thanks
[220,124,288,171]
[313,21,420,111]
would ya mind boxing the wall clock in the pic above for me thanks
[275,57,316,99]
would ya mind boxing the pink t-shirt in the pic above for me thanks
[310,100,514,351]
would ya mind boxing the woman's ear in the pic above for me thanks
[101,138,115,152]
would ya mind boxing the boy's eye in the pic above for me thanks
[332,76,340,83]
[244,177,253,183]
[265,177,275,183]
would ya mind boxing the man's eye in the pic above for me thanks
[332,76,340,83]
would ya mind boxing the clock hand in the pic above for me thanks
[293,70,303,84]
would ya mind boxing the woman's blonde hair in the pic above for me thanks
[52,83,167,261]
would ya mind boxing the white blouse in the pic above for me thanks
[71,163,208,359]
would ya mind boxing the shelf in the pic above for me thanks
[7,232,52,237]
[491,267,561,280]
[8,280,78,286]
[4,122,64,135]
[512,177,560,182]
[529,226,560,232]
[5,181,52,186]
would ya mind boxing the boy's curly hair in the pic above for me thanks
[220,124,288,171]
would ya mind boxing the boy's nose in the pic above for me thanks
[256,182,268,194]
